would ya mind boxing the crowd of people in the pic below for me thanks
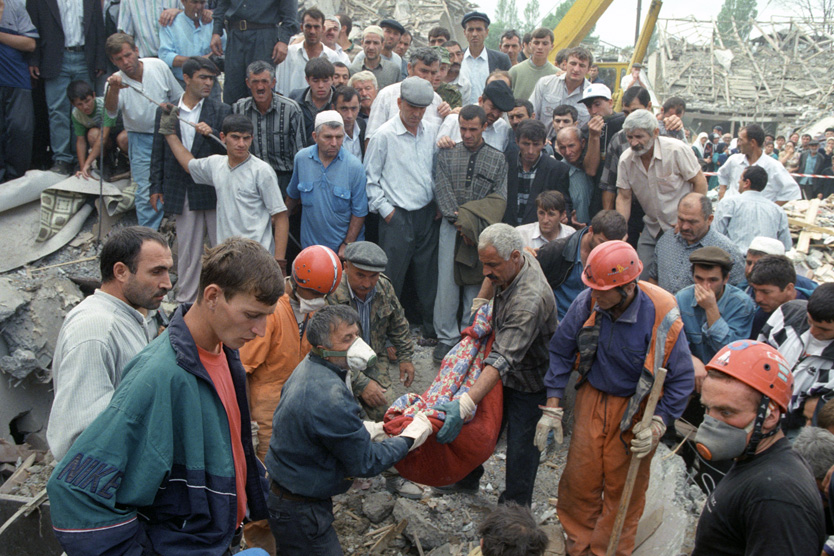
[6,0,834,554]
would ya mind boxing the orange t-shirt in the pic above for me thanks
[198,345,247,525]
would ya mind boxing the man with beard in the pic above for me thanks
[48,227,173,460]
[615,109,706,277]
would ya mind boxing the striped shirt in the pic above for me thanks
[47,290,158,460]
[118,0,179,57]
[233,93,306,174]
[434,141,507,221]
[57,0,84,47]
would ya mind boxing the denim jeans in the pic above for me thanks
[43,50,90,164]
[127,131,163,229]
[266,491,343,555]
[455,386,545,507]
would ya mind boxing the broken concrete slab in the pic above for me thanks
[392,497,449,550]
[362,491,395,524]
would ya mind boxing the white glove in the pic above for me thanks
[534,406,564,451]
[471,298,489,315]
[399,412,433,451]
[630,415,666,459]
[458,392,476,420]
[363,420,386,442]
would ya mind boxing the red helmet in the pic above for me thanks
[705,340,793,412]
[581,240,643,291]
[292,245,342,295]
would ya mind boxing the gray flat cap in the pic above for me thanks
[344,241,388,272]
[400,76,434,107]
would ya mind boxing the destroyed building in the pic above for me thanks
[647,16,834,135]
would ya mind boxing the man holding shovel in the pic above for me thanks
[537,240,694,555]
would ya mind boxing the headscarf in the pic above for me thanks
[692,132,708,158]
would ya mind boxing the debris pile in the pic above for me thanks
[654,17,834,132]
[784,198,834,283]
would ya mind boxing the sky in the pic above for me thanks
[473,0,797,48]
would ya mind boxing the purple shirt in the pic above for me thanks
[545,285,694,424]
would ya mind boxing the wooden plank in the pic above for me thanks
[370,519,407,555]
[731,18,769,99]
[787,217,834,236]
[797,198,821,254]
[0,454,36,495]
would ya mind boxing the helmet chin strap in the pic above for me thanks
[742,395,777,460]
[612,283,633,311]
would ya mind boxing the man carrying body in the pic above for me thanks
[285,111,367,255]
[276,8,338,96]
[233,60,306,195]
[349,25,400,90]
[104,33,183,230]
[615,109,707,276]
[675,246,755,365]
[713,165,791,253]
[240,244,342,554]
[649,192,745,293]
[508,28,556,101]
[530,46,591,128]
[364,77,440,338]
[366,47,451,138]
[211,0,299,104]
[540,240,694,555]
[433,224,557,507]
[265,305,432,554]
[717,123,801,204]
[760,283,834,432]
[433,104,508,362]
[458,11,511,104]
[150,56,229,303]
[47,227,173,460]
[163,113,289,267]
[690,341,825,555]
[48,238,283,555]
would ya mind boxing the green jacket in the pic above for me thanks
[327,273,414,393]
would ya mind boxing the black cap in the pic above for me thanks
[461,11,490,28]
[483,80,514,112]
[379,19,405,35]
[689,246,733,270]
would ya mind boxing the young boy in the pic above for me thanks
[67,80,128,179]
[516,190,575,249]
[162,113,289,268]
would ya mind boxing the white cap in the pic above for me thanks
[314,110,344,129]
[581,83,612,104]
[747,236,785,255]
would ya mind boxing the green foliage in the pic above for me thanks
[523,0,541,33]
[716,0,758,45]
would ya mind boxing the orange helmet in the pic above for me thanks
[705,340,793,412]
[581,240,643,291]
[292,245,342,295]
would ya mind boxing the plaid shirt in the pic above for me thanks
[435,142,508,221]
[485,251,558,393]
[232,93,305,175]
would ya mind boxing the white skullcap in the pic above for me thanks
[747,236,786,255]
[314,110,344,129]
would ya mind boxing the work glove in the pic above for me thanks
[471,298,489,315]
[435,393,476,445]
[363,420,386,442]
[630,415,666,459]
[534,406,564,451]
[399,412,433,451]
[158,105,180,136]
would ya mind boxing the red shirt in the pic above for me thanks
[198,345,247,525]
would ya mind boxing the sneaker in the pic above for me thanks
[49,160,73,175]
[385,477,424,500]
[432,342,455,362]
[431,481,479,496]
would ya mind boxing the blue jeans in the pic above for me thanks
[43,50,90,164]
[266,491,343,555]
[127,131,163,229]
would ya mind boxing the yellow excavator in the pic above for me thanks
[546,0,662,110]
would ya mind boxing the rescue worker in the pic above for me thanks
[239,244,342,554]
[691,340,825,555]
[538,240,694,556]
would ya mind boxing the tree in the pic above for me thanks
[486,0,520,49]
[523,0,540,33]
[716,0,758,46]
[791,0,834,33]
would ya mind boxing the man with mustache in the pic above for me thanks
[47,226,173,460]
[348,70,378,122]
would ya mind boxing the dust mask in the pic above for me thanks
[319,337,378,372]
[694,414,756,461]
[299,296,326,314]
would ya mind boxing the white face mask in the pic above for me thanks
[299,296,326,314]
[319,337,378,372]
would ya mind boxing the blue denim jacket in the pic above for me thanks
[266,354,410,499]
[676,283,755,362]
